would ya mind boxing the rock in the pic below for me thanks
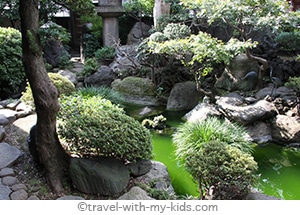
[27,195,40,200]
[84,65,116,87]
[245,189,281,200]
[127,22,151,45]
[256,86,295,100]
[0,115,9,125]
[246,121,272,144]
[0,183,11,200]
[135,161,174,194]
[111,45,140,75]
[215,54,259,91]
[69,157,130,196]
[12,114,37,134]
[10,189,28,200]
[6,99,21,110]
[10,184,27,192]
[127,159,152,177]
[0,126,6,140]
[112,77,161,106]
[167,81,202,111]
[58,70,78,86]
[183,103,221,122]
[15,102,34,118]
[132,106,164,120]
[43,40,69,68]
[56,195,85,200]
[0,167,15,177]
[2,176,19,186]
[0,142,22,169]
[217,96,278,125]
[0,109,17,123]
[271,115,300,144]
[118,186,154,200]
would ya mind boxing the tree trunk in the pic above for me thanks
[19,0,68,195]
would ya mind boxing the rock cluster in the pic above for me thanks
[184,86,300,145]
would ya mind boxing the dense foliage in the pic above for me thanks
[285,76,300,91]
[94,46,116,62]
[0,27,25,98]
[186,141,258,199]
[172,117,257,199]
[123,0,155,18]
[275,31,300,52]
[58,92,153,162]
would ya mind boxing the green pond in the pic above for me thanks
[149,111,300,199]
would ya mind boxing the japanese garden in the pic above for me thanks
[0,0,300,200]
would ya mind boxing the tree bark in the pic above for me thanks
[19,0,68,195]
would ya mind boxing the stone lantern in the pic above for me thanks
[97,0,124,46]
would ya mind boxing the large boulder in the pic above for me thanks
[256,86,295,100]
[43,40,69,68]
[84,65,116,87]
[167,81,202,111]
[271,115,300,144]
[183,103,221,122]
[216,93,278,125]
[69,157,130,196]
[111,76,162,106]
[110,45,140,75]
[245,121,272,144]
[215,54,259,92]
[127,22,151,45]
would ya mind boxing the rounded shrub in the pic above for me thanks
[185,141,258,200]
[275,31,300,52]
[21,72,75,107]
[0,27,25,98]
[172,117,257,199]
[57,93,153,162]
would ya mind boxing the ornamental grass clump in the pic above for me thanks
[173,117,252,161]
[57,93,153,162]
[173,117,257,199]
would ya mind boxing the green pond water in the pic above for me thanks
[149,111,300,199]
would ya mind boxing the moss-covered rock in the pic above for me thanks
[111,76,162,106]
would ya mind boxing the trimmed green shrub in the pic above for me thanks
[0,27,25,98]
[94,46,115,62]
[275,31,300,52]
[185,141,258,200]
[172,117,257,199]
[58,93,153,162]
[81,58,98,77]
[21,72,75,107]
